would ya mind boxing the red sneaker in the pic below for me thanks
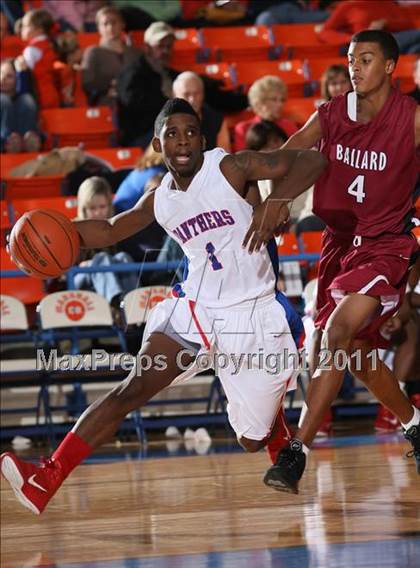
[374,405,400,433]
[266,407,292,464]
[315,408,333,438]
[0,452,65,514]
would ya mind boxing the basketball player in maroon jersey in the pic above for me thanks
[244,30,420,493]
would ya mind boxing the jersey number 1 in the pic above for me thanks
[347,175,366,203]
[206,242,223,270]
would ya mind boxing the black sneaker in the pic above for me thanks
[403,424,420,474]
[263,439,306,494]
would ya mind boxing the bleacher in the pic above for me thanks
[1,12,418,445]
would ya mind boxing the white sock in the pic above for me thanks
[401,406,420,431]
[291,438,310,455]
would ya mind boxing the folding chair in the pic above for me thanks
[0,294,33,342]
[40,106,116,149]
[1,152,64,199]
[123,285,174,326]
[36,290,134,440]
[233,60,311,97]
[38,290,127,354]
[200,25,274,62]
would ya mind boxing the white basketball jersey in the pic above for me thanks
[154,148,276,307]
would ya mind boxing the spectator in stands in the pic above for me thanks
[320,63,352,102]
[75,176,139,314]
[81,5,139,106]
[317,0,420,54]
[255,0,329,26]
[43,0,105,32]
[54,31,85,107]
[117,20,248,148]
[407,58,420,105]
[117,21,176,148]
[0,58,41,153]
[18,8,61,109]
[172,71,231,151]
[113,144,167,214]
[233,75,298,151]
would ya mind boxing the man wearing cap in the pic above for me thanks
[117,20,248,149]
[117,21,177,148]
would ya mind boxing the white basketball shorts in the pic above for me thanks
[143,294,298,441]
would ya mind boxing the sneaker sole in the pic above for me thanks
[263,473,299,494]
[1,456,41,515]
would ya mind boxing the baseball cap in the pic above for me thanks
[144,22,175,46]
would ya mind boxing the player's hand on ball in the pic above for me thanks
[243,200,289,253]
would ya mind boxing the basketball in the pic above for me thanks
[9,209,80,279]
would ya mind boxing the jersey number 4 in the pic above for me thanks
[347,175,366,203]
[206,242,223,270]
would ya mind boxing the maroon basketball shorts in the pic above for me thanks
[314,229,419,348]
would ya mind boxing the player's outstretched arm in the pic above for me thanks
[74,189,156,249]
[225,147,327,252]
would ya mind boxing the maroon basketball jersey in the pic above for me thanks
[313,88,419,237]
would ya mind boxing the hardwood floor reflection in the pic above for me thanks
[1,440,419,567]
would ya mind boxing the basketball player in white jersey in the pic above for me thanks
[0,99,326,515]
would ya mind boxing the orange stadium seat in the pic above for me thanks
[1,152,64,199]
[128,30,145,47]
[271,24,345,60]
[0,248,46,305]
[0,35,24,59]
[84,147,143,170]
[200,25,274,62]
[394,54,417,93]
[40,107,115,149]
[232,60,310,98]
[299,231,323,255]
[76,32,101,50]
[0,200,12,247]
[172,28,203,65]
[299,231,323,280]
[11,196,78,221]
[283,97,322,127]
[182,62,236,90]
[277,232,299,256]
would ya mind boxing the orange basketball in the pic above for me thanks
[9,209,80,279]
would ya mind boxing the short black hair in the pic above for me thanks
[245,120,288,151]
[350,30,399,64]
[154,98,201,136]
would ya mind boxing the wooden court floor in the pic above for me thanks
[1,436,419,567]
